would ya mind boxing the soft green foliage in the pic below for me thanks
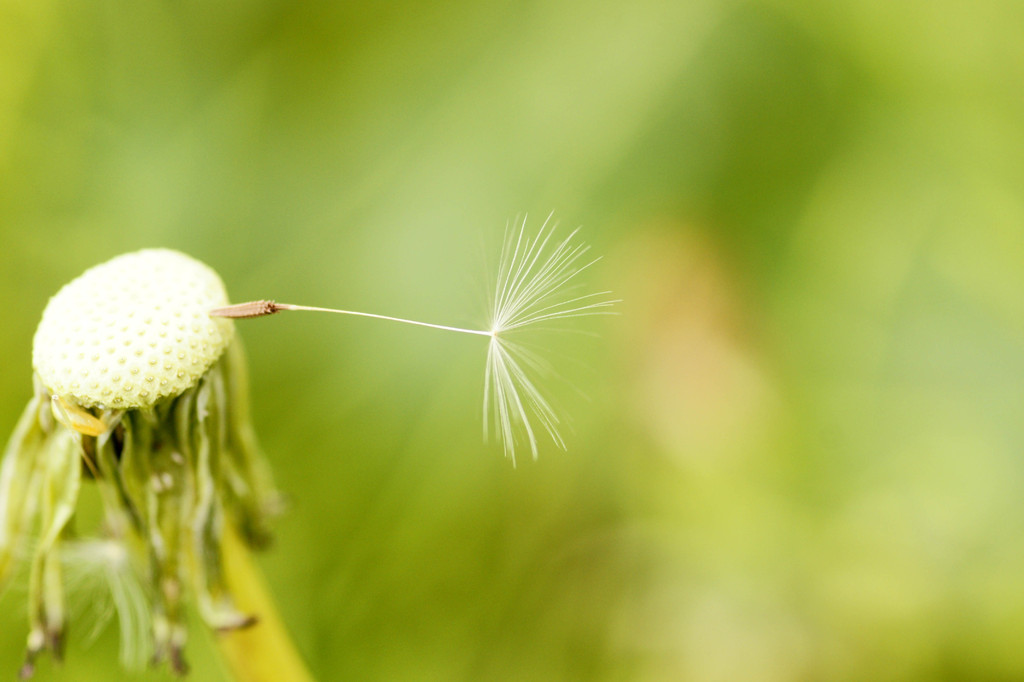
[2,0,1024,680]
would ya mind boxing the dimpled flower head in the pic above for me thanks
[1,249,280,677]
[33,249,235,410]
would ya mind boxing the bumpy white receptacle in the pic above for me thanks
[32,249,235,409]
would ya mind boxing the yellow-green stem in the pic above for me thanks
[215,528,314,682]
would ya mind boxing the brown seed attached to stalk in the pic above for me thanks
[209,300,285,319]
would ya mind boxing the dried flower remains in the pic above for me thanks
[1,249,280,677]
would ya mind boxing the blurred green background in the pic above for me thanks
[2,0,1024,680]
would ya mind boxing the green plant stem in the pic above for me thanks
[216,528,314,682]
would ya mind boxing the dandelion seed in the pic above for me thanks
[212,213,618,463]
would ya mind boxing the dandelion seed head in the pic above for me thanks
[32,249,235,409]
[4,248,280,676]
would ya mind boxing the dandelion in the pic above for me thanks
[1,249,283,677]
[0,216,614,676]
[211,214,618,463]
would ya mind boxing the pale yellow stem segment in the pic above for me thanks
[216,528,314,682]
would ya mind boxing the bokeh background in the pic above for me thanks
[2,0,1023,680]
